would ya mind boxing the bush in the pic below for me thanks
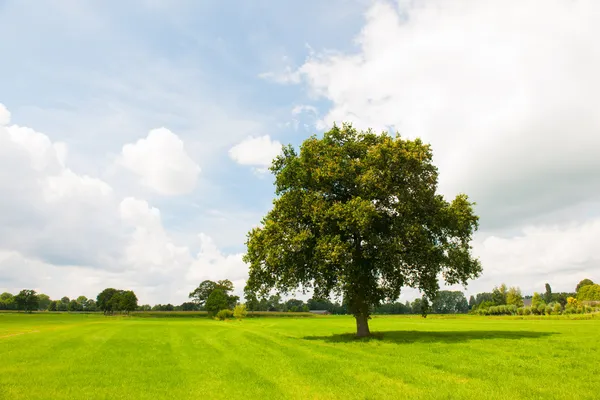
[507,305,517,315]
[553,303,562,315]
[523,307,532,315]
[537,304,546,315]
[517,307,524,315]
[233,304,247,320]
[544,305,552,315]
[215,309,233,320]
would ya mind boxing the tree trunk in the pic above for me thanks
[355,313,371,337]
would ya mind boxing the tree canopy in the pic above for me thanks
[576,279,594,293]
[15,289,39,313]
[244,124,481,336]
[189,279,238,308]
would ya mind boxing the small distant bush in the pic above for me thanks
[233,304,247,320]
[552,303,562,315]
[523,307,532,315]
[517,307,524,315]
[537,304,546,315]
[507,305,517,315]
[215,309,233,320]
[545,305,552,315]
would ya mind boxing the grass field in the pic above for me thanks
[1,313,599,399]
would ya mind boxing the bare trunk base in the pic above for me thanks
[355,313,371,337]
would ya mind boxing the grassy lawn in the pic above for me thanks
[1,313,599,399]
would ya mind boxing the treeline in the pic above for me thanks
[468,279,600,316]
[3,278,599,316]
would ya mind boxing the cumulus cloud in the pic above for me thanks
[229,135,282,171]
[119,128,201,196]
[0,104,248,304]
[280,0,600,229]
[264,1,600,293]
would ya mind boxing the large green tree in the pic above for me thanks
[244,125,481,336]
[15,290,39,313]
[189,279,237,307]
[205,289,230,315]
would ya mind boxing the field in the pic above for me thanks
[1,313,599,399]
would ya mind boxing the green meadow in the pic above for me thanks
[1,313,599,400]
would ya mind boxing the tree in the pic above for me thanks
[37,294,51,311]
[60,296,70,305]
[431,291,469,314]
[544,283,552,304]
[48,300,58,311]
[492,284,508,305]
[468,295,476,309]
[97,288,119,315]
[577,284,600,301]
[205,289,230,315]
[68,300,82,312]
[85,299,97,311]
[531,292,545,309]
[179,302,198,311]
[189,279,238,308]
[119,291,138,314]
[244,125,481,336]
[0,292,15,310]
[506,287,524,307]
[14,290,39,313]
[244,287,259,311]
[576,279,594,293]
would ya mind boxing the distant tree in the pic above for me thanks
[189,279,235,306]
[138,304,151,311]
[57,301,68,311]
[492,284,508,305]
[85,299,97,311]
[531,292,545,309]
[60,296,70,305]
[468,295,476,309]
[233,304,247,320]
[37,294,51,311]
[15,290,39,313]
[285,299,305,312]
[76,296,88,307]
[431,291,469,314]
[243,287,259,311]
[179,302,198,311]
[97,288,119,315]
[577,284,600,301]
[48,300,58,311]
[119,291,138,314]
[0,292,15,310]
[244,125,481,336]
[68,300,82,312]
[576,279,594,293]
[205,289,230,315]
[506,287,524,307]
[544,283,552,304]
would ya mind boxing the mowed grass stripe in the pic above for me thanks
[1,314,599,399]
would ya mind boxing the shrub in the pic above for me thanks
[553,303,562,315]
[544,305,552,315]
[215,309,233,320]
[507,305,517,315]
[537,304,546,315]
[523,307,532,315]
[517,307,524,315]
[233,304,247,320]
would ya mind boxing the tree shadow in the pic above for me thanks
[303,330,557,344]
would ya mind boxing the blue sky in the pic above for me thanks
[1,0,600,304]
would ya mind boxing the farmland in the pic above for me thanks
[1,313,599,400]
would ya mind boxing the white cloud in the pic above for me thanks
[119,128,201,196]
[282,0,600,229]
[291,104,318,116]
[229,135,282,170]
[0,103,10,126]
[266,1,600,295]
[0,104,249,304]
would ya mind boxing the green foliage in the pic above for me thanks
[189,280,238,309]
[233,304,247,320]
[215,309,233,320]
[0,292,16,310]
[37,294,51,311]
[244,124,481,336]
[552,303,562,315]
[205,289,230,315]
[96,288,138,314]
[576,279,594,293]
[431,291,469,314]
[506,287,524,307]
[531,292,545,309]
[544,283,552,304]
[14,289,39,313]
[491,284,508,305]
[577,284,600,301]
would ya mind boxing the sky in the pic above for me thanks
[1,0,599,305]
